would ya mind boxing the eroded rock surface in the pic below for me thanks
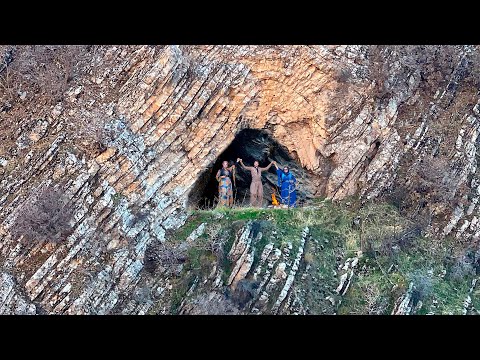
[1,45,480,313]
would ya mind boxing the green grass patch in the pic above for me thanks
[165,199,477,315]
[171,211,213,243]
[169,275,196,314]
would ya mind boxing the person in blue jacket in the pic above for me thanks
[273,161,297,207]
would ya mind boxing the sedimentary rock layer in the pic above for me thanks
[1,45,479,313]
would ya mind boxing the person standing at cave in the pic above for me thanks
[273,162,297,207]
[215,160,235,207]
[237,158,274,207]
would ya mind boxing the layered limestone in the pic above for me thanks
[1,45,479,313]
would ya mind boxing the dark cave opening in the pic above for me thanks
[187,128,317,209]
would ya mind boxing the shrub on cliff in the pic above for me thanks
[0,45,91,106]
[11,185,74,243]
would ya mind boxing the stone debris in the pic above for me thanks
[335,255,360,296]
[0,273,37,315]
[392,283,415,315]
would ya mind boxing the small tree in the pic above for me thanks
[11,185,75,243]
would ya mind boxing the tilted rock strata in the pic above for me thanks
[0,45,479,313]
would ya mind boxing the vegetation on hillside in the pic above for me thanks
[151,198,480,314]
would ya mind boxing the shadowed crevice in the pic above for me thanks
[187,128,317,209]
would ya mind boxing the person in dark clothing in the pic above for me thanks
[273,162,297,207]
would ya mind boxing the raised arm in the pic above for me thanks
[237,158,253,171]
[260,161,274,172]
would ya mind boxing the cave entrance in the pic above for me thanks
[188,128,317,209]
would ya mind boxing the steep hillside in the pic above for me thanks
[145,200,479,315]
[1,45,479,314]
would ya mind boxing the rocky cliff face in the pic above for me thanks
[1,45,480,314]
